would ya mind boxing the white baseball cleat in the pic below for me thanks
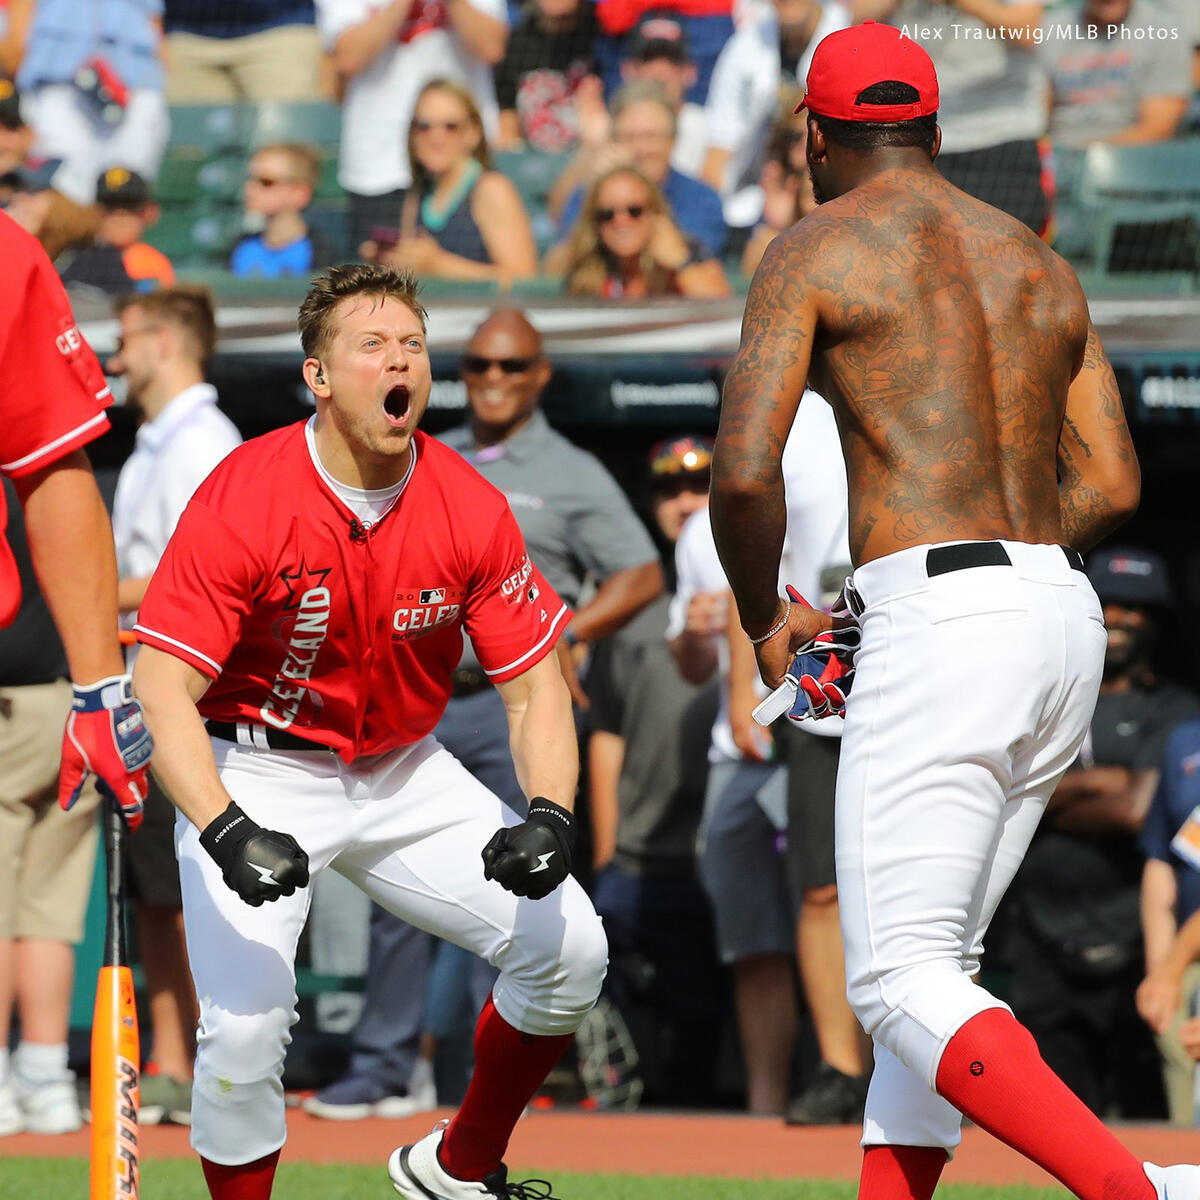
[388,1123,557,1199]
[1145,1162,1200,1200]
[0,1078,24,1136]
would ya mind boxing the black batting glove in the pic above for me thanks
[481,797,575,901]
[199,801,310,907]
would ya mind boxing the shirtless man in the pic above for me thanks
[710,21,1197,1200]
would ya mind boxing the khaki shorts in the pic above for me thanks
[0,681,100,941]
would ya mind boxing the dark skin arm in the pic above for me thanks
[1057,322,1141,551]
[711,233,830,687]
[1044,765,1158,836]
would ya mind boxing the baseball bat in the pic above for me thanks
[90,804,140,1200]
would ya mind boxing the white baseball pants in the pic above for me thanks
[834,541,1106,1151]
[176,734,607,1165]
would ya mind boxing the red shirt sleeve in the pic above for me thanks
[465,505,570,684]
[0,214,111,478]
[134,500,260,678]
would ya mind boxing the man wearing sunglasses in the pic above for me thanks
[304,306,663,1122]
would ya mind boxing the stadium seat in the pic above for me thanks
[247,101,343,151]
[145,205,243,267]
[1079,142,1200,276]
[167,104,249,151]
[493,150,571,251]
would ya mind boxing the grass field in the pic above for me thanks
[1,1158,1068,1199]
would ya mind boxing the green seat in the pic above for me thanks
[168,104,249,151]
[146,204,242,267]
[1079,141,1200,275]
[248,101,343,150]
[155,153,205,203]
[493,150,570,252]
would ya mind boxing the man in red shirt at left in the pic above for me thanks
[132,263,607,1200]
[0,209,152,824]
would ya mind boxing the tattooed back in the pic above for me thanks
[792,169,1090,565]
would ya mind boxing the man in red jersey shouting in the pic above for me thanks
[132,263,606,1200]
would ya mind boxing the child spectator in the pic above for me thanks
[361,80,536,286]
[57,166,174,296]
[545,164,729,297]
[494,0,597,151]
[230,143,329,279]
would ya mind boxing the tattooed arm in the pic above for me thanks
[1057,322,1140,551]
[711,231,828,686]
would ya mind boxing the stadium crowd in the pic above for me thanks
[1,0,1200,1146]
[0,0,1197,285]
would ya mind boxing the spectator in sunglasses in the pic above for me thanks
[546,164,729,298]
[360,80,536,287]
[739,97,817,277]
[231,144,331,280]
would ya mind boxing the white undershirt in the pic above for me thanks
[304,417,415,526]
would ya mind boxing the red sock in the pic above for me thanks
[439,994,573,1181]
[859,1145,947,1200]
[935,1009,1152,1200]
[200,1150,280,1200]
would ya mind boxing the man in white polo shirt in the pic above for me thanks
[108,285,242,1128]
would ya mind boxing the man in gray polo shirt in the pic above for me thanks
[305,307,662,1119]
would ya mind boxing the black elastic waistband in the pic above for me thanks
[204,720,334,752]
[925,542,1084,577]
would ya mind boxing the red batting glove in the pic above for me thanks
[784,586,860,721]
[59,675,153,831]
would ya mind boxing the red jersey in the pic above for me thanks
[0,212,113,625]
[135,424,570,763]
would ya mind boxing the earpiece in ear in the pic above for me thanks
[315,370,325,383]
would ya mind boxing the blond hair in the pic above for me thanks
[251,142,322,189]
[561,167,673,297]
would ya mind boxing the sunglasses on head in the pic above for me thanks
[413,119,464,134]
[649,439,714,476]
[596,204,647,224]
[461,355,537,375]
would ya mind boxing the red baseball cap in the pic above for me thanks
[795,21,939,122]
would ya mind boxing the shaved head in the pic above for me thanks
[462,308,551,445]
[468,307,542,358]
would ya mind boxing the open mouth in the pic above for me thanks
[383,383,411,427]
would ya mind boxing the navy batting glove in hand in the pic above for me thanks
[199,801,310,907]
[482,797,575,900]
[59,675,152,831]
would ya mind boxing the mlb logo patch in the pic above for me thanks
[420,588,446,604]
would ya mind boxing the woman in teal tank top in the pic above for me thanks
[360,80,538,288]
